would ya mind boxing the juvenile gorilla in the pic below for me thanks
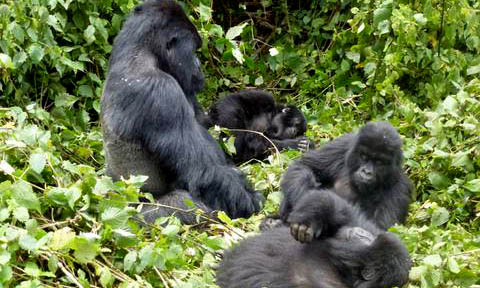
[279,121,413,230]
[101,0,261,223]
[217,190,411,288]
[208,90,313,163]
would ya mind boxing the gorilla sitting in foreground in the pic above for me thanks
[279,121,413,231]
[217,189,411,288]
[101,0,262,223]
[208,90,314,163]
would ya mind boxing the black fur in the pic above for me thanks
[279,121,413,230]
[217,190,411,288]
[101,0,262,223]
[209,90,312,163]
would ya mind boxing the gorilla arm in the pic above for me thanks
[373,174,413,230]
[279,134,354,219]
[103,71,261,218]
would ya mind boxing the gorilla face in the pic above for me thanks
[346,122,403,191]
[267,105,307,140]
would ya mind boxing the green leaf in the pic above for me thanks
[226,22,248,40]
[255,76,264,86]
[447,258,460,274]
[197,3,212,22]
[19,234,39,251]
[84,25,96,44]
[13,207,29,222]
[0,250,11,265]
[428,172,450,189]
[345,51,360,63]
[24,262,41,277]
[431,207,449,226]
[50,227,75,250]
[423,254,442,267]
[12,181,41,213]
[29,153,46,174]
[101,207,130,229]
[413,13,427,25]
[78,85,94,97]
[466,64,480,75]
[28,45,45,64]
[0,53,13,69]
[124,250,137,271]
[464,179,480,192]
[55,93,78,107]
[162,225,180,237]
[47,14,62,32]
[70,234,100,264]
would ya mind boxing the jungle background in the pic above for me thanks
[0,0,479,287]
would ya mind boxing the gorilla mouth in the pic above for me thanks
[355,170,375,184]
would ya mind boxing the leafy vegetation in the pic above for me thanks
[0,0,479,287]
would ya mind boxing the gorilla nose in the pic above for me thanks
[360,167,374,180]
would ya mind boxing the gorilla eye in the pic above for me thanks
[360,153,368,161]
[282,107,290,113]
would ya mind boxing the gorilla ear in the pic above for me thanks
[361,266,376,280]
[166,36,178,50]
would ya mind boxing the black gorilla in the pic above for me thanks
[217,190,411,288]
[208,90,313,163]
[101,0,262,223]
[279,121,413,230]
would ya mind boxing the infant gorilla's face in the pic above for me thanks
[266,106,306,140]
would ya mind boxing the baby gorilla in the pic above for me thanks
[217,190,411,288]
[209,89,314,163]
[279,121,413,230]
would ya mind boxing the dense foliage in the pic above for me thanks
[0,0,479,287]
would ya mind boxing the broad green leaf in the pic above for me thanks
[414,13,427,25]
[50,227,75,250]
[448,258,460,274]
[428,172,450,189]
[84,25,96,44]
[464,179,480,192]
[0,250,11,265]
[29,153,46,174]
[12,181,41,213]
[13,207,29,222]
[431,207,449,226]
[24,262,41,277]
[0,53,13,69]
[101,207,130,229]
[19,234,39,252]
[409,265,427,281]
[423,254,442,267]
[226,22,248,40]
[255,76,264,86]
[28,45,45,64]
[466,64,480,75]
[124,250,137,271]
[70,234,100,264]
[346,51,360,63]
[197,3,212,22]
[0,160,14,175]
[162,224,180,237]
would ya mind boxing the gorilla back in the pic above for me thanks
[101,0,261,221]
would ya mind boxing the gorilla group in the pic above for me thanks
[278,121,413,232]
[208,89,314,163]
[101,0,262,224]
[217,188,411,288]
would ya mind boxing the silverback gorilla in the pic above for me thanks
[101,0,262,223]
[209,90,313,163]
[279,121,413,231]
[217,189,411,288]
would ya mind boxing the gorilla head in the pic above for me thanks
[345,122,403,192]
[267,105,307,140]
